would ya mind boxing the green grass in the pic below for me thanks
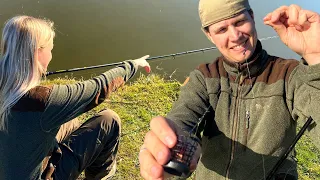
[43,74,320,179]
[296,131,320,179]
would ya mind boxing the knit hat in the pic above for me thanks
[199,0,251,29]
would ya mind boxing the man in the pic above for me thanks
[139,0,320,179]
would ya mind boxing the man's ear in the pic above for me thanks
[249,9,255,23]
[204,30,215,45]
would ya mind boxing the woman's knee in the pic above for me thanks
[98,109,121,123]
[97,109,121,132]
[83,109,121,138]
[56,118,81,142]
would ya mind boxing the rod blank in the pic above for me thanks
[46,46,218,76]
[46,36,279,76]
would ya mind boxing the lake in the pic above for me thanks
[0,0,307,82]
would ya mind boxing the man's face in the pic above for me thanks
[205,11,258,63]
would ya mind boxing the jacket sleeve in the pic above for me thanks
[166,69,210,136]
[40,60,138,131]
[287,62,320,149]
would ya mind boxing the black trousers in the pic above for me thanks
[53,109,121,180]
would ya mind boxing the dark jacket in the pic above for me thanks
[0,61,138,180]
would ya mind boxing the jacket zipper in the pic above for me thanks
[243,110,250,150]
[226,75,244,179]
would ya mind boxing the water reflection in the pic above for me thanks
[0,0,300,82]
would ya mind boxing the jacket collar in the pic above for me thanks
[221,40,268,77]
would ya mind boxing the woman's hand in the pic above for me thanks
[133,55,151,73]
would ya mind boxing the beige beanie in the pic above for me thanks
[199,0,251,29]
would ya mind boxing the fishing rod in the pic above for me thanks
[46,36,279,76]
[45,46,218,76]
[266,116,314,180]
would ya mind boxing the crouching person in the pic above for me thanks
[0,15,151,180]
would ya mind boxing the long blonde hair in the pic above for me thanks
[0,16,55,130]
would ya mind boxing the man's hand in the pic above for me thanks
[139,116,201,179]
[264,4,320,65]
[139,116,177,180]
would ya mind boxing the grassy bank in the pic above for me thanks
[43,74,320,179]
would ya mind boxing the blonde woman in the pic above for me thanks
[0,15,151,180]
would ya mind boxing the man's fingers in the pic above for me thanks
[270,6,289,23]
[286,5,318,31]
[263,12,272,21]
[144,131,171,165]
[150,116,177,148]
[264,19,286,40]
[263,6,292,43]
[270,10,284,23]
[303,9,320,24]
[287,4,301,25]
[297,10,310,31]
[264,6,290,26]
[139,117,178,180]
[264,6,288,33]
[139,147,164,179]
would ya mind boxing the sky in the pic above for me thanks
[249,0,320,16]
[245,0,320,59]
